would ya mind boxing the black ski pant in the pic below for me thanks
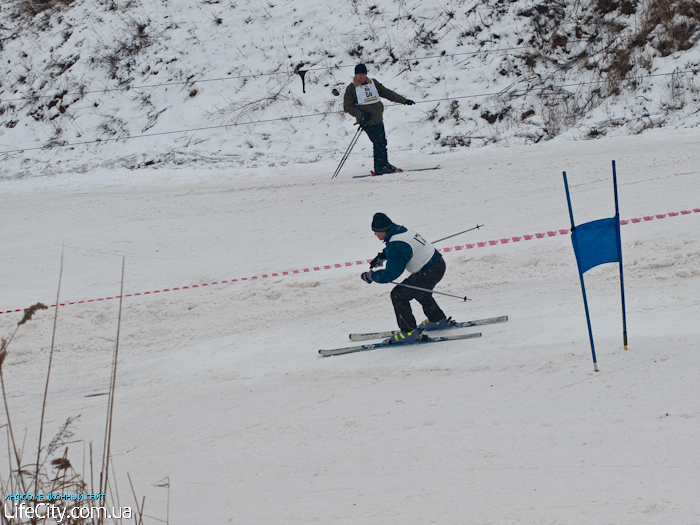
[363,122,389,171]
[391,256,447,332]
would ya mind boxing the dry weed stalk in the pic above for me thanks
[1,302,48,494]
[34,248,64,495]
[98,257,125,514]
[13,0,75,19]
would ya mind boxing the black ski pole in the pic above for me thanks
[432,224,484,244]
[389,281,471,301]
[332,124,364,179]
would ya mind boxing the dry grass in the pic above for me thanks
[13,0,75,18]
[640,0,700,56]
[0,259,150,525]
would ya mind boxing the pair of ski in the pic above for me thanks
[352,165,441,179]
[319,315,508,356]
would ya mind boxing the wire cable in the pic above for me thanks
[0,68,695,156]
[0,34,644,103]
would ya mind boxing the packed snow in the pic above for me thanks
[2,127,699,523]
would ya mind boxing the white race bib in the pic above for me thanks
[390,228,436,273]
[355,80,380,105]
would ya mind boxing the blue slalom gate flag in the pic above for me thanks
[571,217,621,275]
[563,161,628,372]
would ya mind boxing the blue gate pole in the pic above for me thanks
[611,160,629,350]
[563,171,599,372]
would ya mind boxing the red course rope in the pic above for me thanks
[2,208,698,315]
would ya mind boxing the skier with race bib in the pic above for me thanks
[360,213,449,344]
[343,64,415,175]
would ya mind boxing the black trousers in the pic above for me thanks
[363,122,389,170]
[390,256,447,332]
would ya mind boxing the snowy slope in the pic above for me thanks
[2,127,700,523]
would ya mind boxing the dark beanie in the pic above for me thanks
[355,63,368,75]
[371,213,392,232]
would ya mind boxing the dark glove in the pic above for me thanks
[404,99,415,105]
[361,271,373,284]
[361,112,372,123]
[370,252,386,269]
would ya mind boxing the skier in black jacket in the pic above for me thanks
[343,64,415,175]
[360,213,449,343]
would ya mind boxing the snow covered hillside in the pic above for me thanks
[1,1,700,524]
[1,0,700,176]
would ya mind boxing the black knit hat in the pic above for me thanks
[371,213,392,232]
[355,63,368,75]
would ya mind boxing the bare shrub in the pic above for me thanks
[602,48,634,96]
[97,114,129,137]
[638,0,700,56]
[15,0,75,18]
[45,122,68,148]
[521,109,536,121]
[439,134,472,148]
[348,44,363,59]
[413,25,439,49]
[539,90,593,136]
[595,0,637,16]
[586,127,606,138]
[448,100,460,122]
[661,68,700,110]
[426,105,439,122]
[507,0,700,137]
[91,17,154,80]
[480,106,510,125]
[210,74,294,125]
